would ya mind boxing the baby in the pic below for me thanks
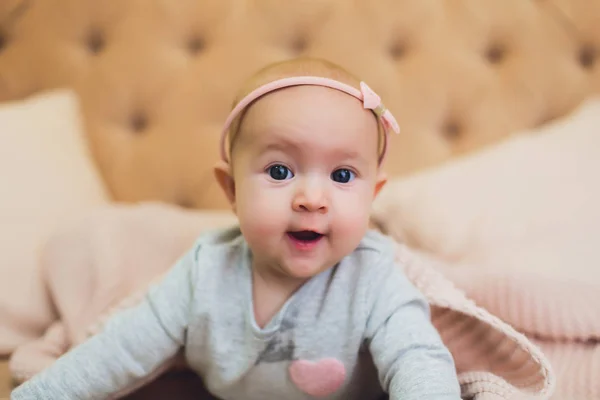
[11,58,461,399]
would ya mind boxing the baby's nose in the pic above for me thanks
[292,179,329,213]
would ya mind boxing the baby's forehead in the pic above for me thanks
[237,86,381,159]
[245,85,378,130]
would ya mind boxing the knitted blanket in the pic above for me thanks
[433,258,600,399]
[7,203,557,399]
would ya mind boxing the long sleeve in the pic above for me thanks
[11,248,198,400]
[365,260,462,400]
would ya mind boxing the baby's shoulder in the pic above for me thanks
[347,231,428,311]
[349,229,397,268]
[335,229,404,288]
[352,230,424,292]
[186,224,246,274]
[192,224,244,250]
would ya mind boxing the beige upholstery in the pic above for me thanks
[0,0,599,210]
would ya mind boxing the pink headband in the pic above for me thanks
[220,76,400,164]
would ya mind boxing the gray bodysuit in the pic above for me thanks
[11,227,461,400]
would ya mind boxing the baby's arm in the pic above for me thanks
[365,259,462,400]
[11,248,199,400]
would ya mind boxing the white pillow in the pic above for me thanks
[371,97,600,284]
[0,89,110,354]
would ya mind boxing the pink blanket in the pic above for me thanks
[434,260,600,399]
[7,203,559,399]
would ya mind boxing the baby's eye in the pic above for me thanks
[331,168,355,183]
[268,164,294,180]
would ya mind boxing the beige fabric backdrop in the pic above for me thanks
[0,0,598,209]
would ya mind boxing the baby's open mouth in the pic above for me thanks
[287,230,323,242]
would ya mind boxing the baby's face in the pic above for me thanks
[224,85,385,280]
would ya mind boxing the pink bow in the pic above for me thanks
[360,82,400,134]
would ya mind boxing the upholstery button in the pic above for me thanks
[87,29,105,54]
[485,43,506,65]
[389,41,407,60]
[0,0,30,53]
[442,119,462,141]
[578,45,597,69]
[176,196,195,209]
[0,32,7,52]
[535,111,554,128]
[291,37,308,54]
[187,36,205,55]
[130,112,148,133]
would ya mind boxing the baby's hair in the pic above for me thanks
[226,57,383,161]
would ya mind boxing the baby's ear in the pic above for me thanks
[373,170,387,199]
[214,161,236,212]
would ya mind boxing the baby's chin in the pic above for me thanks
[276,265,330,284]
[277,254,344,281]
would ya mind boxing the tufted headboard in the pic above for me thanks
[0,0,598,210]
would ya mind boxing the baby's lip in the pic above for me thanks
[287,228,326,235]
[286,230,325,241]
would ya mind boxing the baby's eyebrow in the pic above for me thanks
[255,136,373,167]
[337,149,364,161]
[254,136,303,156]
[261,140,299,153]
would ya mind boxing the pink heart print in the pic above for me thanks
[288,358,346,397]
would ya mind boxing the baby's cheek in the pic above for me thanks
[332,191,372,237]
[336,210,369,237]
[238,186,288,238]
